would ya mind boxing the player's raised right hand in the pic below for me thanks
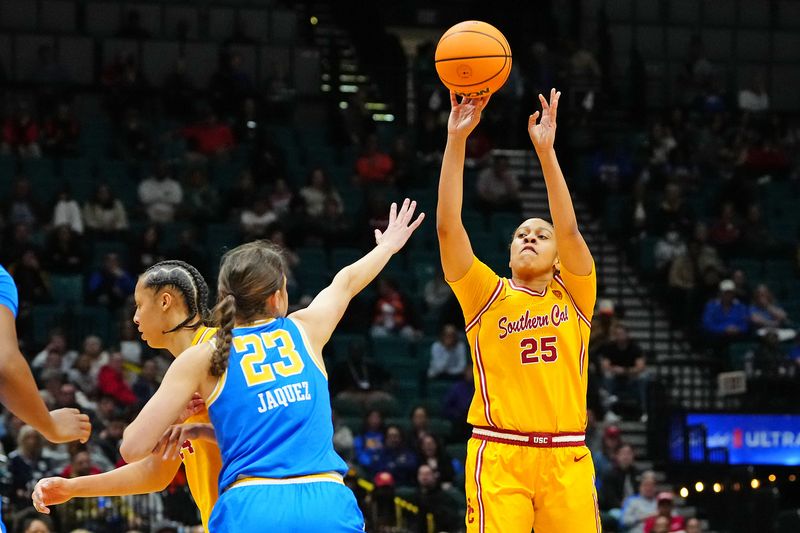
[447,91,490,139]
[32,477,73,514]
[45,408,92,444]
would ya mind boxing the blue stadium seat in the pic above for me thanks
[50,275,84,307]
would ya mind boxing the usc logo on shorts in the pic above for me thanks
[179,440,195,460]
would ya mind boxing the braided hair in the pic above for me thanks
[210,241,286,377]
[140,260,211,333]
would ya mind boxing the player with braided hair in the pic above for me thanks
[120,199,424,531]
[33,260,222,532]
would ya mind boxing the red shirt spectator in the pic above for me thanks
[356,135,394,183]
[97,352,137,406]
[2,106,40,154]
[180,113,235,156]
[60,450,103,478]
[643,492,686,533]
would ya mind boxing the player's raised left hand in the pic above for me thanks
[374,198,425,254]
[528,88,560,154]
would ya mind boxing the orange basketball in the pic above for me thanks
[435,20,512,97]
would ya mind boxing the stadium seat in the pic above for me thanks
[206,224,241,256]
[32,305,67,346]
[371,336,413,359]
[332,396,364,417]
[50,275,84,307]
[366,396,402,417]
[91,242,131,269]
[57,35,93,82]
[427,418,453,440]
[71,306,113,345]
[330,248,363,272]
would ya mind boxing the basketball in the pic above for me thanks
[435,20,512,98]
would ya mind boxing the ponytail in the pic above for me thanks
[210,294,236,376]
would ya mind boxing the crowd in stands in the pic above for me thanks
[6,4,799,532]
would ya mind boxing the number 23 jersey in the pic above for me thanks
[448,257,596,434]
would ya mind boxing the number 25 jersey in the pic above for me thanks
[448,257,596,434]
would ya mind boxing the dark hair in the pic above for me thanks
[140,260,210,334]
[210,241,287,377]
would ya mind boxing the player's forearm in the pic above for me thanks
[69,456,178,497]
[436,135,467,233]
[0,350,56,438]
[537,148,579,235]
[336,244,395,298]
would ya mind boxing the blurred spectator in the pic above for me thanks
[427,324,468,380]
[83,184,129,236]
[439,364,470,442]
[32,330,77,372]
[370,279,419,339]
[208,51,254,116]
[8,426,53,510]
[5,177,43,228]
[591,142,634,196]
[233,97,263,145]
[269,178,294,217]
[409,405,430,444]
[87,253,136,309]
[225,170,259,220]
[120,321,146,365]
[621,471,658,533]
[423,266,451,315]
[319,196,354,248]
[368,425,417,486]
[685,517,703,533]
[331,340,392,408]
[8,250,51,307]
[116,9,152,39]
[240,194,278,240]
[331,410,354,462]
[1,103,42,158]
[182,169,221,223]
[97,351,137,407]
[355,135,394,185]
[366,471,396,531]
[750,284,794,341]
[3,223,37,266]
[749,330,790,378]
[654,225,687,277]
[740,204,776,256]
[133,359,159,406]
[79,335,110,378]
[738,72,769,113]
[19,516,53,533]
[97,415,127,466]
[655,183,693,236]
[60,448,103,478]
[41,102,80,156]
[600,443,639,513]
[702,279,749,350]
[132,225,166,273]
[52,188,84,234]
[94,395,118,432]
[169,227,208,278]
[44,225,86,277]
[643,492,685,533]
[139,162,183,224]
[410,465,460,533]
[67,354,97,397]
[180,110,235,160]
[708,202,741,257]
[116,109,152,161]
[300,168,344,219]
[353,410,385,468]
[417,434,454,489]
[390,136,417,190]
[648,123,677,168]
[476,155,520,213]
[598,325,648,417]
[595,425,623,483]
[731,269,751,305]
[590,299,620,350]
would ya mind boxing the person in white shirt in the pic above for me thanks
[52,189,83,234]
[138,161,183,224]
[621,471,658,533]
[427,324,468,380]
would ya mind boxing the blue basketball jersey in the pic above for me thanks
[0,266,19,318]
[207,317,347,490]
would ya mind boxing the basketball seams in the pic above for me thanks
[434,55,511,63]
[438,56,511,88]
[436,30,510,58]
